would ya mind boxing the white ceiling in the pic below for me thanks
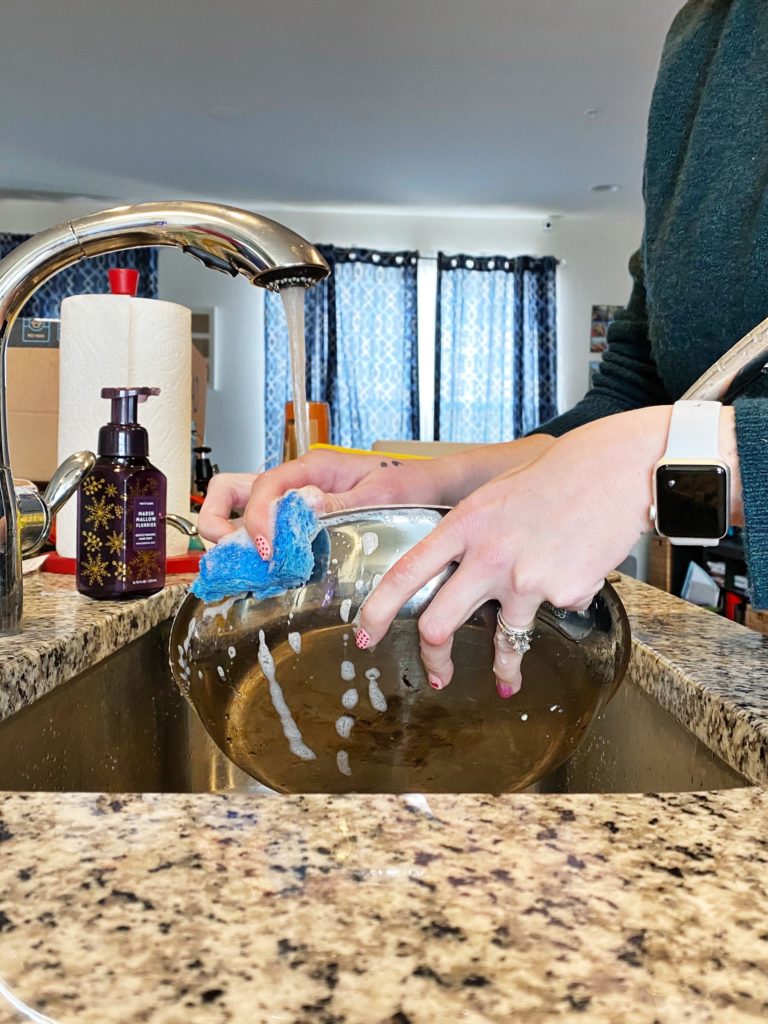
[0,0,681,216]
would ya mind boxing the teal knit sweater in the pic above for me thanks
[539,0,768,607]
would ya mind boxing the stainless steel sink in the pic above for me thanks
[0,623,747,794]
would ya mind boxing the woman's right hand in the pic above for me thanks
[197,433,556,554]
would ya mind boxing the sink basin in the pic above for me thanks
[0,622,747,794]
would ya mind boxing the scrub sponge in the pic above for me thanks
[191,490,319,603]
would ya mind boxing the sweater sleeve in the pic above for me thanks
[733,389,768,609]
[535,248,672,437]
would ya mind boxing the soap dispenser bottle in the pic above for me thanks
[76,387,167,599]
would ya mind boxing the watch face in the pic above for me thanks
[655,464,728,539]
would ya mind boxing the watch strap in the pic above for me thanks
[663,400,722,460]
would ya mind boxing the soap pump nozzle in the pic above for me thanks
[98,386,160,458]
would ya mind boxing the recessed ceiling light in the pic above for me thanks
[590,183,621,193]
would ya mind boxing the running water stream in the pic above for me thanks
[280,286,311,457]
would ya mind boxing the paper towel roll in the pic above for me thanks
[57,294,192,559]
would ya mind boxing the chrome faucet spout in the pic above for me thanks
[0,201,330,634]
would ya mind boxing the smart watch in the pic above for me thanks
[651,400,730,546]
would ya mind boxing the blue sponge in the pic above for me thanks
[191,490,319,603]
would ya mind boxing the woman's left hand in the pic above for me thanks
[354,407,675,697]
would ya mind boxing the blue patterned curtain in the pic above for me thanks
[265,246,419,464]
[435,254,557,442]
[0,233,158,317]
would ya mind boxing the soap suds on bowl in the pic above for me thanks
[288,631,302,654]
[216,665,226,680]
[366,667,387,712]
[340,598,352,623]
[258,630,316,761]
[361,532,379,556]
[227,646,236,659]
[335,715,354,739]
[336,750,352,776]
[341,688,359,710]
[200,596,238,625]
[340,660,356,682]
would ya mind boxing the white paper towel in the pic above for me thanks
[57,294,192,559]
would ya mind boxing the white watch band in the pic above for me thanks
[663,400,722,460]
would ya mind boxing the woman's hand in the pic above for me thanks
[197,435,556,553]
[198,451,443,551]
[355,407,684,697]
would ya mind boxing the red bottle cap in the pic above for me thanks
[108,268,140,296]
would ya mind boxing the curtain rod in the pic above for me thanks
[416,253,565,266]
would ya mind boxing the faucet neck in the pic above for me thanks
[0,200,330,634]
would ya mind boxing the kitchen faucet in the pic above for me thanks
[0,201,330,635]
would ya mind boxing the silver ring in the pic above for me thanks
[496,611,535,655]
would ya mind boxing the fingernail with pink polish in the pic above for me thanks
[497,683,514,699]
[355,629,371,650]
[428,674,443,690]
[254,535,271,561]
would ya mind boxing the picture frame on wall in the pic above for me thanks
[590,304,622,353]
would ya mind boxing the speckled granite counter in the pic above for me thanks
[0,573,766,1023]
[0,574,191,722]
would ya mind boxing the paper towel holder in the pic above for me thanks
[0,200,330,634]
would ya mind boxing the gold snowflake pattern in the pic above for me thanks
[81,552,109,586]
[82,476,104,497]
[80,530,102,554]
[112,560,128,582]
[84,495,121,531]
[104,483,118,499]
[105,531,124,556]
[127,480,152,499]
[129,549,159,580]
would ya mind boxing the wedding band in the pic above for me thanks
[496,611,535,655]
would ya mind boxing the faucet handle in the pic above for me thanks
[17,451,96,556]
[43,451,96,519]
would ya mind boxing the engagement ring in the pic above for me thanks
[496,611,535,655]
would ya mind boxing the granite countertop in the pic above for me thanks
[0,573,766,1022]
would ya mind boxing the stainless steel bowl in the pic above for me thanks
[169,506,631,793]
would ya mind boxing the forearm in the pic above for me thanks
[427,434,556,505]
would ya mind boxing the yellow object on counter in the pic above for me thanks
[309,443,432,461]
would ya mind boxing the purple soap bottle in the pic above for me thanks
[76,387,167,599]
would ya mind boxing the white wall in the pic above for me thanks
[0,198,642,471]
[157,249,264,473]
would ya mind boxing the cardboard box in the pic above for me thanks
[648,535,673,593]
[7,319,60,484]
[6,318,208,485]
[745,605,768,636]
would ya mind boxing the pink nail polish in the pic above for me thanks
[428,674,443,690]
[355,629,371,650]
[254,535,271,561]
[497,683,514,699]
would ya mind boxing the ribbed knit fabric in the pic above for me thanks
[734,396,768,607]
[538,0,768,605]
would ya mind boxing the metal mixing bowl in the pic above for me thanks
[169,506,631,793]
